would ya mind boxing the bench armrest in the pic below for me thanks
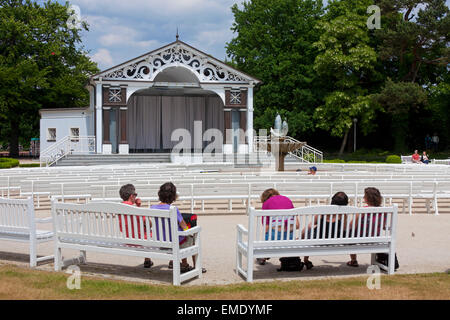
[179,226,202,236]
[36,217,52,224]
[237,224,248,236]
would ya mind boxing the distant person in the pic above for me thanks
[411,150,421,163]
[257,188,300,265]
[151,182,206,274]
[308,166,317,175]
[302,192,349,270]
[432,133,439,152]
[119,184,153,268]
[421,151,430,164]
[425,134,432,150]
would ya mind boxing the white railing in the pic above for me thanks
[40,136,96,167]
[253,135,323,163]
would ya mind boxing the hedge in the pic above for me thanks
[0,158,20,169]
[386,155,402,164]
[19,163,41,168]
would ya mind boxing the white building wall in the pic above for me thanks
[40,109,93,153]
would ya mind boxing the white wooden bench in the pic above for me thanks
[236,205,398,282]
[0,197,54,267]
[401,155,413,164]
[51,201,203,286]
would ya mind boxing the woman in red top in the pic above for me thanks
[119,184,153,268]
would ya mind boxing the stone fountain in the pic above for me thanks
[266,114,306,171]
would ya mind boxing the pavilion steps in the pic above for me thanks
[55,154,171,166]
[53,153,304,167]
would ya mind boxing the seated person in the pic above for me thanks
[301,192,349,270]
[308,166,317,175]
[257,188,300,265]
[411,150,421,163]
[151,182,206,274]
[119,184,153,268]
[347,187,386,267]
[421,151,430,164]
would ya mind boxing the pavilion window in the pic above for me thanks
[70,128,80,142]
[47,128,56,142]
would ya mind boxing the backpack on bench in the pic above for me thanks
[277,257,304,272]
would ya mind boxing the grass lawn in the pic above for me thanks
[0,264,449,300]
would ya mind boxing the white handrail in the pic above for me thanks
[253,135,323,163]
[40,136,96,167]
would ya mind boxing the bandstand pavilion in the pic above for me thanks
[40,38,261,163]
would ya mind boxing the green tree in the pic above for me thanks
[226,0,324,138]
[372,0,449,151]
[0,0,98,157]
[372,79,428,152]
[312,0,379,155]
[376,0,449,84]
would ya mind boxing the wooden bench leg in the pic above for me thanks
[29,239,37,268]
[434,197,439,215]
[54,247,62,271]
[247,256,254,283]
[388,251,395,275]
[173,259,181,286]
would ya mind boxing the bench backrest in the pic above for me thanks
[0,197,35,234]
[51,201,180,249]
[248,205,398,248]
[401,155,413,163]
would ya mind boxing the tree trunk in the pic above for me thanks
[338,129,350,157]
[392,114,409,153]
[9,118,20,158]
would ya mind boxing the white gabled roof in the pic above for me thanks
[90,40,261,85]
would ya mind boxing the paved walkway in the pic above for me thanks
[1,212,449,286]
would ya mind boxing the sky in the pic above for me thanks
[36,0,449,71]
[45,0,244,70]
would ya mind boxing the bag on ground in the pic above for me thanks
[376,253,399,270]
[277,257,304,272]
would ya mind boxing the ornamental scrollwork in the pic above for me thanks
[102,43,248,83]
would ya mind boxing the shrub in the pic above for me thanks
[19,163,41,168]
[324,159,346,163]
[0,158,19,169]
[386,155,402,164]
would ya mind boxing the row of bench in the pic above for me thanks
[5,179,449,215]
[0,197,398,284]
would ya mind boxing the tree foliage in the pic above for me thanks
[227,0,449,152]
[226,0,324,137]
[0,0,98,157]
[312,0,379,153]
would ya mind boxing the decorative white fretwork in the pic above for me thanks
[229,90,242,104]
[109,88,122,103]
[100,43,250,83]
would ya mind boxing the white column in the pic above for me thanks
[95,83,103,153]
[247,86,254,153]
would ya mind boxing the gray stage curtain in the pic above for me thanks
[205,96,224,152]
[127,95,161,150]
[129,95,224,151]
